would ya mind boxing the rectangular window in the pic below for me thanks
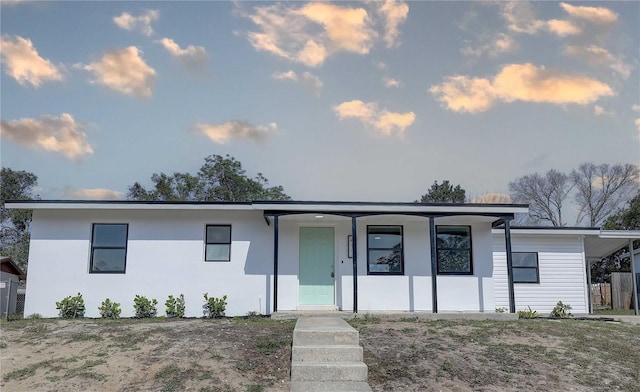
[205,225,231,261]
[512,252,539,283]
[90,224,128,273]
[436,225,473,275]
[367,225,403,275]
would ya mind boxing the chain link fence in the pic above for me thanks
[1,279,25,319]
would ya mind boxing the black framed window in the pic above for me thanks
[512,252,539,283]
[90,224,128,273]
[205,225,231,261]
[436,225,473,275]
[367,225,404,275]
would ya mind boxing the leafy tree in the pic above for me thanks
[1,168,39,270]
[572,163,639,227]
[509,169,573,227]
[127,154,291,202]
[591,192,640,283]
[418,180,466,203]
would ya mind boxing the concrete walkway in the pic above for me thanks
[290,317,372,392]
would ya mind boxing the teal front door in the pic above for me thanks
[299,227,335,305]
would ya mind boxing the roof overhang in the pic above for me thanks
[5,200,528,216]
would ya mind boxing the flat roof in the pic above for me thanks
[5,199,529,214]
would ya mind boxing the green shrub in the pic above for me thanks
[203,293,227,318]
[165,294,186,318]
[98,298,121,319]
[550,301,573,318]
[517,306,537,319]
[495,307,507,313]
[133,295,158,318]
[56,293,85,318]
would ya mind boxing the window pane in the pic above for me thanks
[513,268,538,283]
[92,248,126,272]
[206,244,230,261]
[93,224,127,247]
[513,253,538,267]
[368,250,402,273]
[368,233,402,248]
[207,226,231,243]
[438,250,471,273]
[437,226,470,249]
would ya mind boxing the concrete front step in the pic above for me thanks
[291,362,368,382]
[293,317,360,346]
[292,344,363,362]
[290,381,373,392]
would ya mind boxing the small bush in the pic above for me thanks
[517,306,538,319]
[495,307,507,313]
[550,301,573,318]
[98,298,121,319]
[133,295,158,318]
[203,293,227,318]
[165,294,186,318]
[56,293,85,318]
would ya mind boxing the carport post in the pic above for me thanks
[273,216,279,313]
[630,240,638,316]
[352,216,358,313]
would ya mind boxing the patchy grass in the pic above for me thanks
[352,318,640,392]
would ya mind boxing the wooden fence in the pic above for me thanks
[611,272,633,310]
[591,283,611,308]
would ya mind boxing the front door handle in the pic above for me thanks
[331,272,335,278]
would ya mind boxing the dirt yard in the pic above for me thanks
[1,316,639,392]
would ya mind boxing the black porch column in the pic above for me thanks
[273,216,279,313]
[504,218,516,313]
[352,216,358,313]
[429,217,438,313]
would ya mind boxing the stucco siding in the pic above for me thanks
[493,233,588,314]
[24,209,273,318]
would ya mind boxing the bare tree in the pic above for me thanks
[571,163,639,227]
[509,169,573,226]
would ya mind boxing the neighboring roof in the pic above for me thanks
[0,257,25,277]
[4,199,529,215]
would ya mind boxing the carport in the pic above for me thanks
[584,230,640,315]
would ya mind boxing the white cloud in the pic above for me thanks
[158,38,207,72]
[194,121,277,144]
[430,63,614,113]
[633,105,640,135]
[113,10,159,36]
[559,2,618,24]
[593,105,614,117]
[461,33,516,58]
[377,0,409,48]
[383,77,402,88]
[62,188,123,200]
[632,104,640,112]
[272,70,298,81]
[271,70,323,94]
[500,2,584,37]
[334,100,415,137]
[78,46,156,98]
[563,45,631,79]
[243,2,406,67]
[0,113,93,160]
[0,34,63,87]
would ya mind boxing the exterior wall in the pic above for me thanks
[24,209,273,318]
[24,209,502,317]
[493,233,589,314]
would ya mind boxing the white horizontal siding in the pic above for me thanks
[493,234,588,314]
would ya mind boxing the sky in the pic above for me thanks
[1,1,639,203]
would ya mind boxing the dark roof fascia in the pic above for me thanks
[264,210,517,219]
[0,257,25,276]
[252,200,529,208]
[494,225,601,231]
[4,199,252,206]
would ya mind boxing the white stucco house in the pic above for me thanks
[5,200,639,318]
